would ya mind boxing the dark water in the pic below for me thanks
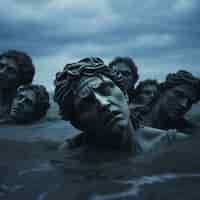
[1,152,200,200]
[1,137,200,200]
[0,102,200,199]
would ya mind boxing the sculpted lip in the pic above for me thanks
[174,107,187,115]
[10,106,21,114]
[105,111,122,126]
[10,108,18,114]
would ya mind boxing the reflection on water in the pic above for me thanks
[18,162,55,176]
[1,138,200,199]
[0,160,63,199]
[91,173,200,200]
[36,183,61,200]
[1,156,200,200]
[37,191,48,200]
[0,184,24,193]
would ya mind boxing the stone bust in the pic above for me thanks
[139,70,200,132]
[109,57,139,101]
[54,58,189,153]
[0,50,35,121]
[54,57,136,151]
[10,84,50,123]
[134,79,159,106]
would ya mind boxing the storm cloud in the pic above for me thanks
[0,0,200,90]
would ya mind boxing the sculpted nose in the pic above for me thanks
[94,92,110,109]
[149,92,154,98]
[180,98,188,108]
[18,98,26,105]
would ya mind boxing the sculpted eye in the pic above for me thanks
[6,67,17,74]
[0,64,4,70]
[96,82,112,95]
[24,98,33,106]
[121,71,130,76]
[76,95,94,113]
[16,94,24,100]
[174,90,184,97]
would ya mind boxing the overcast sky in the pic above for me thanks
[0,0,200,90]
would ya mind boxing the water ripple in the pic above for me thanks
[91,173,200,200]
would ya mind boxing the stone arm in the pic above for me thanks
[134,126,190,153]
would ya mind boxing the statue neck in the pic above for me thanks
[119,119,137,153]
[85,118,137,152]
[149,100,173,129]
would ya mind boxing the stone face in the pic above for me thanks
[133,79,159,106]
[108,56,139,101]
[54,58,136,150]
[10,84,50,124]
[134,70,200,133]
[0,50,35,122]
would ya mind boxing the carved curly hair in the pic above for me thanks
[16,84,50,122]
[54,57,139,130]
[131,71,200,119]
[160,70,200,103]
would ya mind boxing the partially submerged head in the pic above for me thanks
[10,84,50,123]
[135,79,159,105]
[109,57,139,92]
[158,70,200,120]
[54,57,132,137]
[0,50,35,90]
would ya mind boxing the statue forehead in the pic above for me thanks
[17,89,36,101]
[75,75,112,96]
[170,84,197,100]
[0,56,17,66]
[142,84,158,91]
[112,62,132,72]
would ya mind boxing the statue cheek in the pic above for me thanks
[24,107,33,114]
[4,74,18,86]
[79,109,98,124]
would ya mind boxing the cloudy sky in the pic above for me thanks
[0,0,200,90]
